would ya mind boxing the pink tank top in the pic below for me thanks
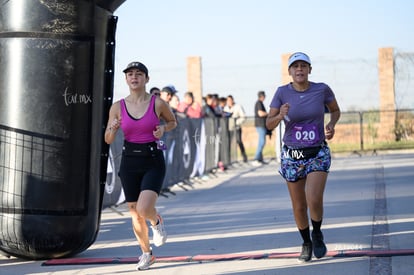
[120,95,159,143]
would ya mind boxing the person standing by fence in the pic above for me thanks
[266,52,340,262]
[224,95,248,162]
[104,61,177,270]
[253,91,269,166]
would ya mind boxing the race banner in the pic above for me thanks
[102,117,230,208]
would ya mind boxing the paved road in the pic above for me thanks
[1,150,414,274]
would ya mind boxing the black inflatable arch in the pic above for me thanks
[0,0,126,259]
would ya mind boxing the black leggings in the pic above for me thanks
[118,150,166,202]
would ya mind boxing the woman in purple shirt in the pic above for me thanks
[266,52,340,262]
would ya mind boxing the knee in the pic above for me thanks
[293,203,308,215]
[136,205,152,219]
[307,196,323,210]
[128,203,139,216]
[128,203,153,224]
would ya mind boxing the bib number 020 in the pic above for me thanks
[291,123,320,145]
[295,130,316,142]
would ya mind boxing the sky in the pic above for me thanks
[112,0,414,116]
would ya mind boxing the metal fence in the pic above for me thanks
[328,109,414,152]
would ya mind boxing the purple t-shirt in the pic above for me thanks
[269,82,335,148]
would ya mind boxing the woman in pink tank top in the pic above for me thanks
[104,62,177,270]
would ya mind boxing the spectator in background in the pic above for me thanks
[169,94,180,115]
[203,93,225,171]
[212,94,222,115]
[252,90,268,166]
[160,85,177,103]
[224,95,248,162]
[177,91,203,118]
[203,94,221,118]
[218,97,231,117]
[150,87,161,96]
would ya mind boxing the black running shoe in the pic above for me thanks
[298,242,312,262]
[312,231,327,258]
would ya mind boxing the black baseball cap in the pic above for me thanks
[123,61,148,76]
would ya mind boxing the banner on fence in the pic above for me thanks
[102,117,233,208]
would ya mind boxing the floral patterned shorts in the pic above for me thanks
[279,144,331,182]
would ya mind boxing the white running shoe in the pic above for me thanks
[136,251,155,270]
[251,160,263,167]
[151,214,167,247]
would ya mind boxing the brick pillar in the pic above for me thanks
[378,47,396,141]
[281,53,291,85]
[187,56,203,105]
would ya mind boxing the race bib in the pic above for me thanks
[291,123,320,146]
